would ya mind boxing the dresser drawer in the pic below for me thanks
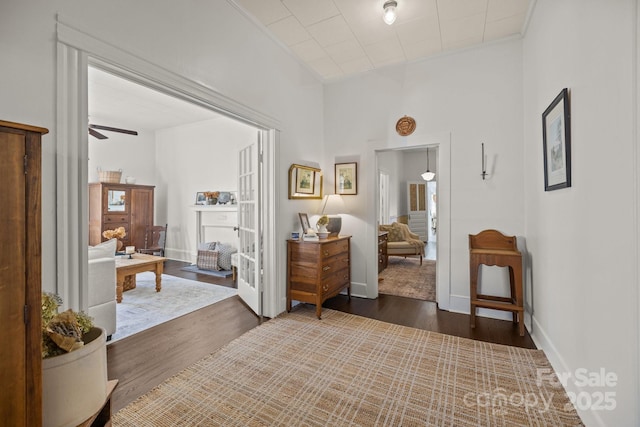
[320,254,349,278]
[104,214,130,223]
[321,268,350,295]
[319,239,349,259]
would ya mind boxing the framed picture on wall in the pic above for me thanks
[295,167,315,194]
[335,162,357,195]
[542,88,571,191]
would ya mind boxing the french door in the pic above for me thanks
[236,134,262,316]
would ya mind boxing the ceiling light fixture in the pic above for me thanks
[422,147,435,181]
[382,0,398,25]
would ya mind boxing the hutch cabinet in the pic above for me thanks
[407,181,428,241]
[0,120,47,426]
[89,183,155,250]
[286,236,351,319]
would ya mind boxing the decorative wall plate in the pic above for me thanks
[395,116,416,136]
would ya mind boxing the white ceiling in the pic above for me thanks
[88,0,532,133]
[88,67,220,134]
[234,0,532,81]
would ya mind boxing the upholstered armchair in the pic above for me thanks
[379,222,425,265]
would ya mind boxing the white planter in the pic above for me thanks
[42,327,108,427]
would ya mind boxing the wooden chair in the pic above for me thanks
[469,229,524,336]
[138,224,167,257]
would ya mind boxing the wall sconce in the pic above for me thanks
[481,142,488,180]
[421,147,435,181]
[382,0,398,25]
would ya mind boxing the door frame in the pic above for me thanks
[56,18,280,317]
[367,133,451,310]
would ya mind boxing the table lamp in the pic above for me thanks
[318,194,345,237]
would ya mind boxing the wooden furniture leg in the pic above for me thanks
[154,262,164,293]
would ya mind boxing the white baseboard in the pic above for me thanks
[529,315,605,427]
[349,281,368,298]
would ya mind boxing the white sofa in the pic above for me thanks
[88,238,117,339]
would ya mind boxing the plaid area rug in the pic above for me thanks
[113,307,583,426]
[378,257,436,301]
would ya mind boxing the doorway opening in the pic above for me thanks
[56,24,280,331]
[376,146,438,303]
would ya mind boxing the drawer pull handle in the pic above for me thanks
[324,250,329,256]
[323,284,329,292]
[322,266,331,271]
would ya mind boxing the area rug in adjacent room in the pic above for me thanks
[378,257,436,301]
[110,272,237,342]
[113,307,583,426]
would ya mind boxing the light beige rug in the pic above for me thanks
[113,307,583,426]
[378,258,436,301]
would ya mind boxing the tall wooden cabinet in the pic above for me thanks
[286,236,351,319]
[407,181,428,241]
[0,120,47,426]
[89,183,155,250]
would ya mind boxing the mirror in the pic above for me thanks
[107,190,126,212]
[288,164,323,199]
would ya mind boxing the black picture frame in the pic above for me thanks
[335,162,357,195]
[298,213,311,233]
[542,88,571,191]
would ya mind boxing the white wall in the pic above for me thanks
[324,39,524,308]
[0,0,324,299]
[377,150,404,221]
[523,1,638,425]
[88,129,157,185]
[155,117,256,261]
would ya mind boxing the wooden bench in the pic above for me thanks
[469,229,524,336]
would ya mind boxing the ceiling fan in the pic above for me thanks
[88,124,138,140]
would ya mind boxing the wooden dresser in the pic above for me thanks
[378,231,388,273]
[287,236,351,319]
[89,182,155,249]
[0,120,47,426]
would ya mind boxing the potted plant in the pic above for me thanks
[42,293,108,427]
[102,226,126,252]
[316,215,330,238]
[204,191,220,205]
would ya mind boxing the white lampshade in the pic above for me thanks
[319,194,346,215]
[422,171,435,181]
[382,0,398,25]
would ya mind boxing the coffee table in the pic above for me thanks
[115,253,167,303]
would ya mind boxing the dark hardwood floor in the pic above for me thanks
[107,259,535,412]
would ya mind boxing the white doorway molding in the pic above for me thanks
[367,133,451,310]
[56,18,281,317]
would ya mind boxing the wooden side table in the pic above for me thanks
[77,380,118,427]
[469,229,524,336]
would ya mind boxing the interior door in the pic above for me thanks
[236,134,262,316]
[407,181,428,241]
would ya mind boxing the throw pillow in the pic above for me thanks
[197,249,220,271]
[88,238,117,260]
[216,243,237,271]
[387,223,405,242]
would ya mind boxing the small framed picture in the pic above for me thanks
[295,167,315,194]
[195,192,207,205]
[542,88,571,191]
[335,162,357,195]
[298,213,311,232]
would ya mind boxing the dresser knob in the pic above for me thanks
[322,266,331,271]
